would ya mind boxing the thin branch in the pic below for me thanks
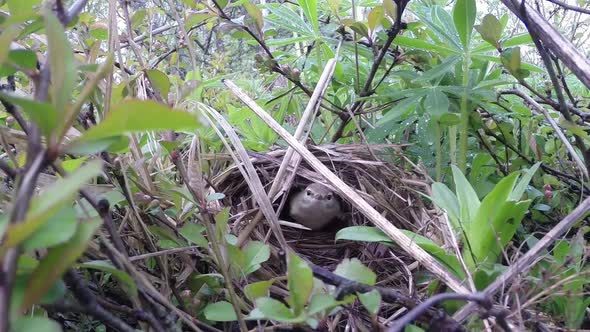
[545,0,590,14]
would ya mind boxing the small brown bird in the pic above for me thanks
[289,183,342,230]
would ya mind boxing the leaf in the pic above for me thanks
[0,93,58,137]
[20,218,102,311]
[349,22,369,40]
[307,293,339,315]
[439,113,460,126]
[244,280,274,301]
[252,297,296,321]
[424,88,449,121]
[0,25,20,67]
[367,6,384,35]
[453,0,476,48]
[20,206,77,252]
[475,14,502,48]
[44,8,76,116]
[334,258,376,286]
[412,56,460,83]
[145,69,171,100]
[185,12,215,29]
[1,161,103,251]
[204,301,238,321]
[179,223,207,248]
[244,2,264,33]
[7,0,41,23]
[77,260,138,297]
[78,99,201,141]
[383,0,397,20]
[450,165,481,227]
[509,162,540,201]
[358,289,381,315]
[288,252,313,315]
[243,241,270,275]
[430,182,460,227]
[12,316,62,332]
[336,226,391,243]
[297,0,319,33]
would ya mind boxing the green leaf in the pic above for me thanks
[204,301,238,321]
[20,206,77,252]
[0,93,58,137]
[0,26,20,67]
[44,8,76,116]
[334,258,376,286]
[12,316,62,332]
[393,36,459,55]
[243,241,270,275]
[145,69,171,100]
[451,165,480,224]
[430,182,460,227]
[252,297,296,321]
[412,56,460,83]
[439,113,460,126]
[367,6,384,34]
[7,0,41,23]
[1,161,103,251]
[78,260,138,297]
[179,223,207,248]
[358,289,381,315]
[78,99,200,141]
[185,12,215,29]
[288,252,313,315]
[265,5,315,37]
[244,2,264,33]
[475,14,502,48]
[307,293,339,315]
[424,88,449,121]
[297,0,319,33]
[20,218,102,311]
[244,280,274,301]
[465,172,529,265]
[453,0,476,48]
[509,162,540,201]
[336,226,391,243]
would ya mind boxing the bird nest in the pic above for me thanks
[213,143,444,294]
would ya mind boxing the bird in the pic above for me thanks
[288,183,342,230]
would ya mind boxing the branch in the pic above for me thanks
[545,0,590,14]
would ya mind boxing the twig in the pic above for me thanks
[545,0,590,14]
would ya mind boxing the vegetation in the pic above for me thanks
[0,0,588,330]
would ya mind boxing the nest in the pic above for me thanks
[214,144,444,296]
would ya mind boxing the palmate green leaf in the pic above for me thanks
[412,55,460,83]
[297,0,318,34]
[411,5,462,51]
[334,258,376,286]
[393,36,459,55]
[265,4,315,37]
[451,165,480,225]
[77,99,201,142]
[424,88,449,121]
[453,0,476,49]
[44,8,76,116]
[20,218,102,311]
[204,301,238,322]
[0,161,103,251]
[288,252,313,315]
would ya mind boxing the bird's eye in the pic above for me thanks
[306,190,311,196]
[327,194,332,200]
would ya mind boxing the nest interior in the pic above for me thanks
[214,144,444,294]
